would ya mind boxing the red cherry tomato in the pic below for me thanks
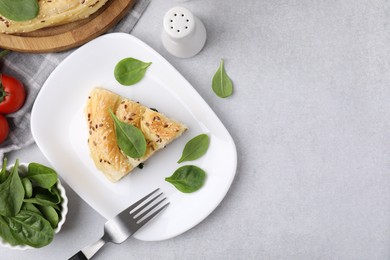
[0,74,26,114]
[0,114,9,144]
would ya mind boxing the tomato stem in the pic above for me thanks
[0,76,6,103]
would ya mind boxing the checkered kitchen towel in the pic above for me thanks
[0,0,150,160]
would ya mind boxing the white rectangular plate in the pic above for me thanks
[31,33,237,241]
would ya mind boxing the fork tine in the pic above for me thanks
[136,202,170,227]
[134,196,167,221]
[131,192,163,217]
[126,188,160,212]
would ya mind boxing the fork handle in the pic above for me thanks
[69,238,106,260]
[69,251,88,260]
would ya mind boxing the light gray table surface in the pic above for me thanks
[3,0,390,259]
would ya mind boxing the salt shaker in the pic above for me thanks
[162,6,206,58]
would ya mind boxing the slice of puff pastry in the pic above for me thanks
[86,87,187,182]
[0,0,109,34]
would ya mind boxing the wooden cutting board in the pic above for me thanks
[0,0,136,53]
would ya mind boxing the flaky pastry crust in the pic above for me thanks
[86,87,187,182]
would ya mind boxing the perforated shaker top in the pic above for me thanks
[163,7,195,39]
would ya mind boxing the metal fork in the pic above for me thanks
[69,188,169,260]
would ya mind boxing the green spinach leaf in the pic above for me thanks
[212,59,233,98]
[0,215,18,246]
[38,206,59,229]
[178,134,210,163]
[52,204,61,212]
[21,178,33,198]
[48,185,62,204]
[21,203,42,215]
[27,163,58,189]
[109,109,146,158]
[0,160,24,217]
[4,210,54,248]
[0,0,39,22]
[165,165,206,193]
[0,157,8,183]
[39,206,60,228]
[0,159,63,248]
[23,191,60,207]
[114,57,152,86]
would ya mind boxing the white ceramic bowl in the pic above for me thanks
[0,162,68,250]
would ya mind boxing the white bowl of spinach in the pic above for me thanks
[0,159,68,249]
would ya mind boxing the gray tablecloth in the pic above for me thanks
[0,0,150,160]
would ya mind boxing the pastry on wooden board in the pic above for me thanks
[86,87,188,182]
[0,0,109,34]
